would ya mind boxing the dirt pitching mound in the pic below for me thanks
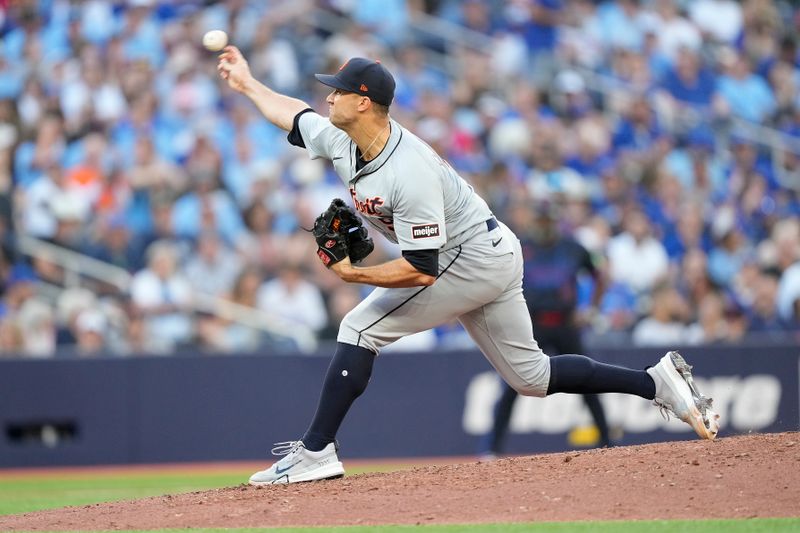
[2,432,798,531]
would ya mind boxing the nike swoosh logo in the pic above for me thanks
[275,461,299,475]
[332,156,343,161]
[492,237,503,247]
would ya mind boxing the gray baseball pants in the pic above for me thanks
[337,221,551,397]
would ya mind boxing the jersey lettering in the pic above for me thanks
[349,187,384,216]
[349,187,395,231]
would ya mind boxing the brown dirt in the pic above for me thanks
[2,432,798,531]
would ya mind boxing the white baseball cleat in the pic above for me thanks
[646,351,720,440]
[248,441,344,485]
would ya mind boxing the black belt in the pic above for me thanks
[486,217,499,231]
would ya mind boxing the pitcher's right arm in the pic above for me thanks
[217,45,308,132]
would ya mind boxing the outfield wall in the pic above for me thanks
[1,345,798,467]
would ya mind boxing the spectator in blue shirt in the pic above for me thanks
[0,53,25,100]
[717,51,776,123]
[521,0,562,54]
[595,0,648,52]
[661,201,712,263]
[660,48,717,107]
[720,136,779,202]
[119,1,165,68]
[746,268,788,333]
[612,95,663,153]
[503,0,563,85]
[707,207,753,287]
[664,127,726,198]
[612,95,671,185]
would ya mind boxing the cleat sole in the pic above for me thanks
[667,351,719,440]
[249,461,345,486]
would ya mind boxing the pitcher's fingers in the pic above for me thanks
[218,48,234,62]
[221,45,241,62]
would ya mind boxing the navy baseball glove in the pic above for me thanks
[311,198,374,268]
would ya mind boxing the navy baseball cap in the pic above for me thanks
[315,58,395,107]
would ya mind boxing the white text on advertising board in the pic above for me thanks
[462,372,782,434]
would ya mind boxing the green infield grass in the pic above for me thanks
[0,466,797,532]
[0,469,247,516]
[0,463,404,516]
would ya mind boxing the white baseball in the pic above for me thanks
[202,30,228,52]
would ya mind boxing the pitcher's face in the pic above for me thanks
[326,89,375,129]
[327,89,360,127]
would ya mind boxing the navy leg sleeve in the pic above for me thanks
[547,354,655,399]
[302,342,375,452]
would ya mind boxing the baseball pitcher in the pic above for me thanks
[216,47,720,485]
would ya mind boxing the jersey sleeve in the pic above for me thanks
[291,110,350,161]
[402,248,439,277]
[392,165,447,251]
[286,108,314,148]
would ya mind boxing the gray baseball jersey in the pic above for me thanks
[296,112,551,397]
[299,113,494,251]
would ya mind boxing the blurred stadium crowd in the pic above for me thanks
[0,0,799,357]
